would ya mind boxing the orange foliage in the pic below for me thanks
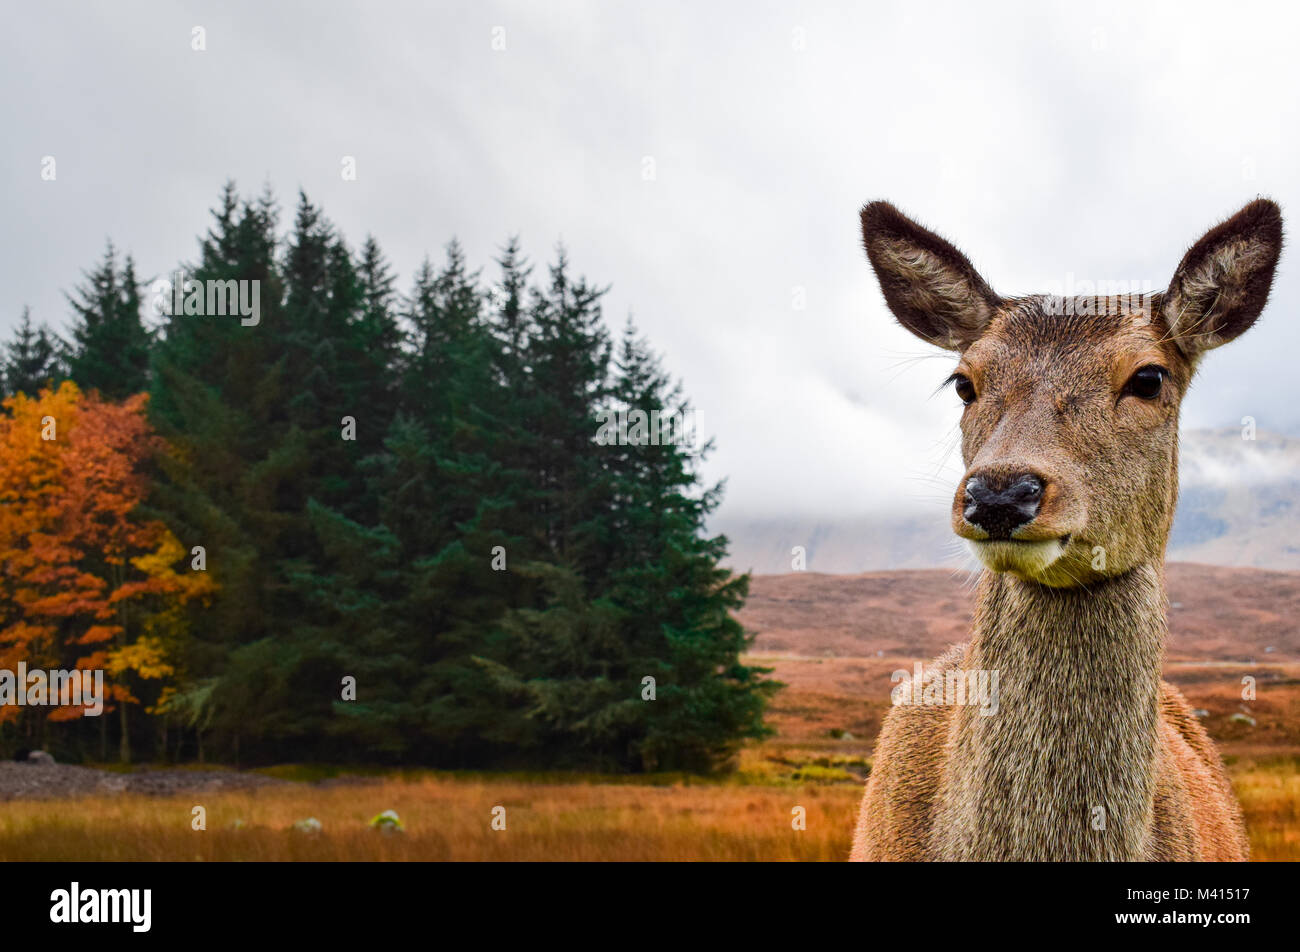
[0,382,214,722]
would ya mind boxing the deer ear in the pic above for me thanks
[860,201,1000,351]
[1163,198,1283,360]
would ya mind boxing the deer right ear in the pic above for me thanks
[860,201,1000,351]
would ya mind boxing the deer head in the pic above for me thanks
[861,199,1283,588]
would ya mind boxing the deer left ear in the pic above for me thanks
[1163,198,1283,361]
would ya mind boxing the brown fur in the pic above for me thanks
[851,199,1283,861]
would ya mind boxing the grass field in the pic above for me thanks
[1229,754,1300,861]
[0,751,1295,861]
[3,627,1297,861]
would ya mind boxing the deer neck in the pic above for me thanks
[931,561,1167,861]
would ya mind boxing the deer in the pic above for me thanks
[850,198,1283,861]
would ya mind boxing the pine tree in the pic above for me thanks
[65,244,151,400]
[490,238,532,379]
[147,183,291,761]
[523,249,613,568]
[131,184,780,769]
[212,192,367,760]
[3,307,64,396]
[403,242,484,428]
[601,321,778,770]
[150,180,285,431]
[349,237,404,454]
[471,251,630,766]
[340,243,534,763]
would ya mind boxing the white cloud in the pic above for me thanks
[2,0,1298,529]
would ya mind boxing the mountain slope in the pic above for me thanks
[738,563,1300,663]
[717,428,1300,574]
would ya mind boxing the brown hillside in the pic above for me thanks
[738,563,1300,758]
[739,563,1300,662]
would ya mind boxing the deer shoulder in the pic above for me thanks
[850,644,965,861]
[1151,681,1249,861]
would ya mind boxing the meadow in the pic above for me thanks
[4,563,1298,862]
[0,751,1294,861]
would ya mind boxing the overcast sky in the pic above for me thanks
[4,0,1298,526]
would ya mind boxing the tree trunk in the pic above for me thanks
[119,699,130,763]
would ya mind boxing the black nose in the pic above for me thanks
[963,473,1044,540]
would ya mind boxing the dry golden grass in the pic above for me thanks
[1231,755,1300,861]
[0,773,861,861]
[2,622,1295,861]
[2,753,1293,860]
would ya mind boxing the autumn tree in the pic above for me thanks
[0,383,214,759]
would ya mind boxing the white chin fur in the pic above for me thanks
[968,538,1066,577]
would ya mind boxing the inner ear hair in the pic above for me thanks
[860,201,999,351]
[1164,198,1283,358]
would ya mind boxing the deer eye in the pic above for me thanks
[1125,365,1165,400]
[950,374,976,405]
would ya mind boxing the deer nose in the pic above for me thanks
[963,473,1044,540]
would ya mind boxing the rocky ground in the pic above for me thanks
[0,761,290,801]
